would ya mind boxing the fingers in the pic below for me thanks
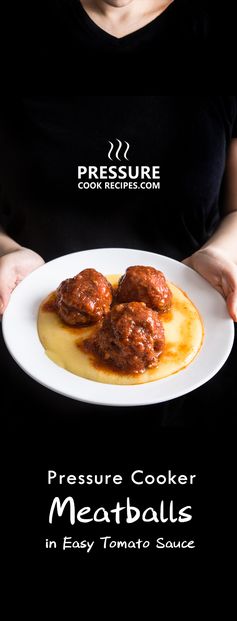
[223,268,237,321]
[226,290,237,322]
[221,265,237,321]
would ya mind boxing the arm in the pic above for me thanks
[183,138,237,321]
[0,230,44,314]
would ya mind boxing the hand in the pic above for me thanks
[183,247,237,322]
[0,247,44,314]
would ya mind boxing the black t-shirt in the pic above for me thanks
[0,96,237,262]
[44,0,211,55]
[2,1,235,84]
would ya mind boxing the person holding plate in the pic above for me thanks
[0,96,237,427]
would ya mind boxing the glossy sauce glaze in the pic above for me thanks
[38,274,204,385]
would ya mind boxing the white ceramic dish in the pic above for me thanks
[2,248,234,407]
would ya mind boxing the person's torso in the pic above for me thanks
[0,96,236,260]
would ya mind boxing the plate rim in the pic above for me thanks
[2,247,235,407]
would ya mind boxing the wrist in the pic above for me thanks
[185,246,227,272]
[198,212,237,263]
[195,245,225,256]
[193,245,233,263]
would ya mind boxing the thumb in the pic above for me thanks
[182,257,191,266]
[226,289,237,322]
[221,265,237,322]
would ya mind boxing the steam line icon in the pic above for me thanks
[108,139,130,161]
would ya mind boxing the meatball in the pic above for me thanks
[85,302,165,374]
[56,268,113,326]
[116,265,172,312]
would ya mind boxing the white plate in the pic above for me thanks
[2,248,234,407]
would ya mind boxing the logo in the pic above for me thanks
[108,139,130,161]
[78,140,160,191]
